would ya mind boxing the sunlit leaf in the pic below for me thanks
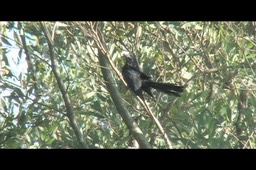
[1,36,12,46]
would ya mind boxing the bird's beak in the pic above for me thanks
[121,51,132,58]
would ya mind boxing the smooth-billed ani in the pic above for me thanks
[121,51,184,101]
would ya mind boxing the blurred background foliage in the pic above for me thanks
[0,21,255,148]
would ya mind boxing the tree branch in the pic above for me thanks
[40,22,88,148]
[19,25,40,100]
[97,49,152,148]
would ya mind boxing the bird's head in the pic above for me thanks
[121,51,134,65]
[121,51,132,59]
[121,51,142,70]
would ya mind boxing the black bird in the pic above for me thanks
[121,51,184,101]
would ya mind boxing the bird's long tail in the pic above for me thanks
[145,81,184,97]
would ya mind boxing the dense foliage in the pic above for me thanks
[0,21,255,148]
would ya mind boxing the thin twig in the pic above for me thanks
[139,97,173,149]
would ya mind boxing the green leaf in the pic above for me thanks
[246,42,254,49]
[91,100,103,113]
[1,36,12,46]
[219,107,227,117]
[226,107,232,121]
[208,119,217,139]
[84,91,96,99]
[46,138,56,145]
[244,108,253,115]
[18,48,23,58]
[13,31,21,45]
